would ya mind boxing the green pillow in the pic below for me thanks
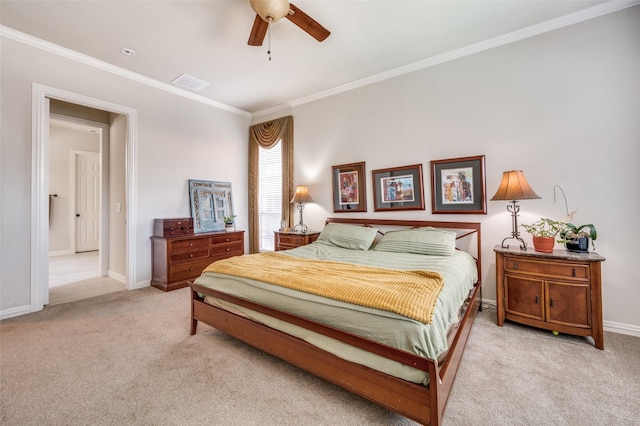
[372,227,456,256]
[317,223,379,251]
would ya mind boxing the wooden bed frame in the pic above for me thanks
[190,218,482,425]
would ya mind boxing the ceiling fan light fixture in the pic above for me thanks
[250,0,290,23]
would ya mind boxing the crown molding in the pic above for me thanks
[3,0,638,119]
[0,25,251,118]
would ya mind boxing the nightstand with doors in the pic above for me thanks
[274,231,320,251]
[494,245,605,349]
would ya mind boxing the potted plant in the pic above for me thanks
[223,215,236,231]
[521,218,568,253]
[559,223,597,252]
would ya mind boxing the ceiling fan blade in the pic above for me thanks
[248,14,268,46]
[286,3,330,42]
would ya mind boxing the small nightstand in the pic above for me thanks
[274,231,320,251]
[494,245,605,349]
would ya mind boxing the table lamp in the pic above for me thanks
[290,185,314,233]
[490,170,540,249]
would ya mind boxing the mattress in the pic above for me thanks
[194,241,478,385]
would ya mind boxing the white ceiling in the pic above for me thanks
[2,0,632,116]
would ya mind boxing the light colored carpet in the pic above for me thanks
[1,287,638,425]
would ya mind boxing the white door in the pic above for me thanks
[75,153,100,252]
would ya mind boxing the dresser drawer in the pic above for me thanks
[278,234,305,246]
[169,260,212,282]
[170,238,210,251]
[211,243,243,258]
[210,232,243,245]
[504,256,589,280]
[169,248,210,263]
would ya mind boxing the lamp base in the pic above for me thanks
[502,200,527,250]
[291,224,308,233]
[501,236,527,250]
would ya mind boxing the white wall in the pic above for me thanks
[0,37,251,314]
[290,7,640,329]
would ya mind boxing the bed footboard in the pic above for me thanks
[190,280,481,426]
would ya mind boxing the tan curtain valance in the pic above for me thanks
[248,115,294,253]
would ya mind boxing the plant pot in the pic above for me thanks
[225,224,235,232]
[532,236,555,253]
[565,236,589,252]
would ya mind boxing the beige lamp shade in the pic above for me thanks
[290,185,315,204]
[490,170,540,201]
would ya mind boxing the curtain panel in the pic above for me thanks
[248,115,294,253]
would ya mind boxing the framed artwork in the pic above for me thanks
[430,155,486,214]
[188,180,234,232]
[372,164,425,212]
[332,162,367,212]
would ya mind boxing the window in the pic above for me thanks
[258,141,282,251]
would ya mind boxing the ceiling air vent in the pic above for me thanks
[171,73,210,92]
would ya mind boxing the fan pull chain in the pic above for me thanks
[267,22,272,61]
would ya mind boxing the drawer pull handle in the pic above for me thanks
[226,238,230,242]
[189,254,194,258]
[189,243,193,247]
[226,248,230,252]
[550,298,555,307]
[189,267,194,272]
[572,268,576,277]
[535,295,539,304]
[514,262,518,270]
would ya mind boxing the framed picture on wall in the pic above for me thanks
[430,155,486,214]
[188,180,234,232]
[332,162,367,212]
[372,164,425,211]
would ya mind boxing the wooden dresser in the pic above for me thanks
[274,231,320,251]
[494,245,605,349]
[151,230,244,291]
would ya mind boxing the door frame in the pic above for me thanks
[32,83,137,310]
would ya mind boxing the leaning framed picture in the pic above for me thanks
[372,164,425,212]
[430,155,486,214]
[332,162,367,212]
[188,180,234,232]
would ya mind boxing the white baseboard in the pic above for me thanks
[133,280,150,290]
[603,320,640,338]
[0,304,32,320]
[482,298,640,338]
[107,270,126,283]
[48,250,74,256]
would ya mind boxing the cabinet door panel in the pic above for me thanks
[546,281,591,328]
[505,275,544,321]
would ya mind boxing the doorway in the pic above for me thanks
[47,116,105,299]
[32,84,138,312]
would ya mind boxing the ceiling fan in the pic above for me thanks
[247,0,330,46]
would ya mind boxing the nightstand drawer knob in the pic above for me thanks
[572,268,576,277]
[513,262,518,270]
[550,298,555,307]
[535,295,540,304]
